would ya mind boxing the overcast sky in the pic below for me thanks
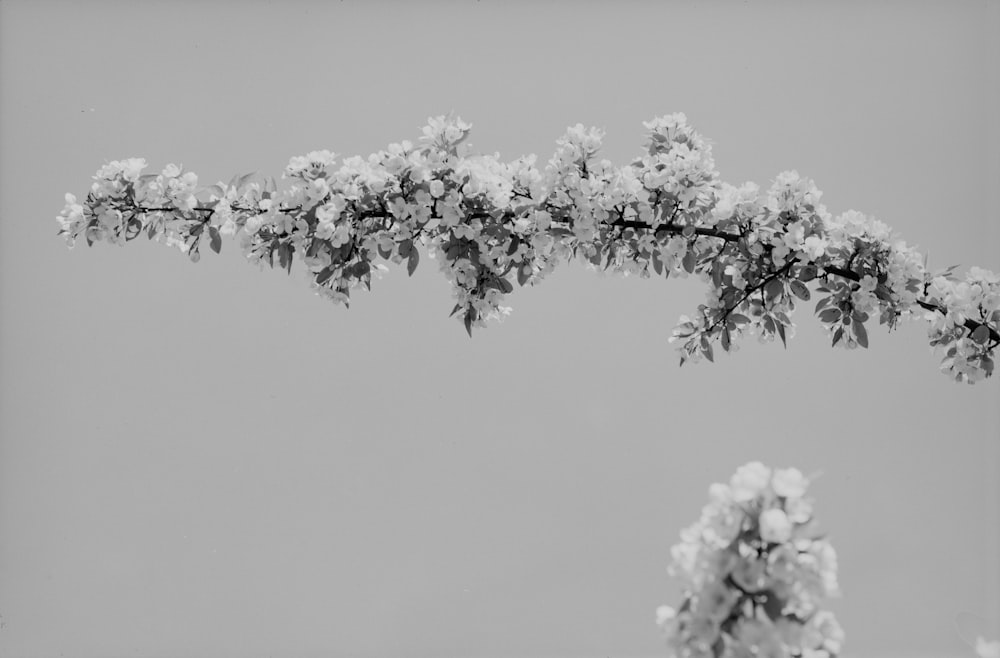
[1,2,998,657]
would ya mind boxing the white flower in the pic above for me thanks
[731,461,772,502]
[760,508,792,543]
[656,605,676,628]
[772,468,808,499]
[976,637,1000,658]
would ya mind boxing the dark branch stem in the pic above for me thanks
[128,198,998,344]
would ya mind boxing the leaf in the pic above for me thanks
[721,328,731,352]
[506,235,520,256]
[278,242,293,274]
[407,248,419,276]
[236,171,257,190]
[818,308,841,324]
[126,217,143,240]
[208,226,222,254]
[712,260,723,288]
[789,279,811,301]
[729,313,750,325]
[498,278,513,294]
[517,264,531,286]
[764,278,784,301]
[797,265,818,282]
[831,326,844,347]
[315,266,335,286]
[682,250,696,274]
[651,251,664,276]
[464,311,473,338]
[449,303,463,318]
[762,592,785,621]
[700,335,714,362]
[353,260,371,278]
[853,319,869,348]
[971,325,991,345]
[398,239,413,258]
[776,321,787,347]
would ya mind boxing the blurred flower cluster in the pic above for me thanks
[57,113,999,380]
[656,462,843,658]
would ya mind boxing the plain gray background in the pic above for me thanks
[1,1,998,657]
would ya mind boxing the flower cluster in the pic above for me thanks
[657,462,843,658]
[57,113,999,381]
[977,637,1000,658]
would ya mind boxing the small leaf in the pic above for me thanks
[790,279,811,301]
[819,308,841,324]
[407,248,419,276]
[315,266,335,286]
[797,265,818,282]
[721,328,731,352]
[832,326,844,347]
[236,172,257,190]
[762,592,785,621]
[506,235,520,256]
[700,335,714,362]
[682,250,696,274]
[353,260,371,278]
[853,319,869,348]
[278,242,293,273]
[208,226,222,254]
[971,325,991,345]
[764,278,784,301]
[776,321,787,347]
[464,312,473,338]
[651,251,664,276]
[499,278,513,294]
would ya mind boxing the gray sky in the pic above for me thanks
[1,1,998,657]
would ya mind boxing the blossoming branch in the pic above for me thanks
[57,114,1000,382]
